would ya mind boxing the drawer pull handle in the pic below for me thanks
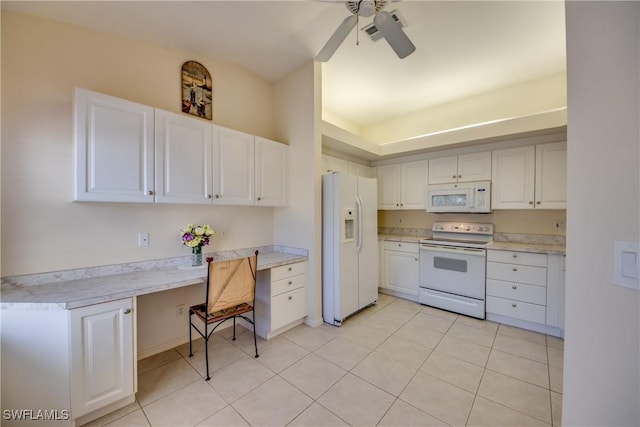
[124,308,132,314]
[512,267,518,272]
[512,285,517,290]
[288,296,293,300]
[511,303,517,308]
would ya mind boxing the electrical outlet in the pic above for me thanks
[553,221,565,230]
[219,231,228,240]
[138,232,149,246]
[176,304,186,317]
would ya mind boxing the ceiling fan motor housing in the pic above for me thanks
[346,0,388,17]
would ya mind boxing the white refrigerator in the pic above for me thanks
[322,172,379,326]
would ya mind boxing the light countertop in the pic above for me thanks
[1,248,307,310]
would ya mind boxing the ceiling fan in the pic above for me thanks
[316,0,416,62]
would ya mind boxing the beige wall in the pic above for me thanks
[1,11,280,277]
[564,2,639,425]
[379,209,566,236]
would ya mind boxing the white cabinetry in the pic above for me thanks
[486,249,564,337]
[70,299,135,418]
[382,241,419,300]
[74,88,155,203]
[491,142,566,209]
[255,262,307,339]
[322,154,372,178]
[255,137,289,206]
[1,298,135,426]
[212,126,255,205]
[75,88,288,207]
[377,161,427,209]
[428,152,491,184]
[155,109,213,204]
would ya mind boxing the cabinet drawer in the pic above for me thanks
[272,274,305,296]
[486,296,546,324]
[486,279,546,305]
[271,262,306,281]
[271,287,307,331]
[487,262,547,286]
[488,250,547,267]
[384,241,419,253]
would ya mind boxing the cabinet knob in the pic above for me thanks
[124,308,132,314]
[207,194,212,199]
[215,194,220,199]
[529,201,534,205]
[452,175,456,179]
[512,267,518,272]
[257,197,262,201]
[414,258,418,262]
[512,285,517,290]
[288,296,293,300]
[511,303,517,308]
[398,243,402,247]
[147,190,154,196]
[536,201,541,205]
[512,254,518,258]
[288,267,292,271]
[457,174,462,178]
[288,281,293,285]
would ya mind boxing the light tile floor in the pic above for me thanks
[83,294,563,427]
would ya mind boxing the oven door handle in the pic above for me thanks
[419,244,486,256]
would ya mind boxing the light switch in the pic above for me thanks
[613,240,639,290]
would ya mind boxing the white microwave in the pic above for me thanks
[426,181,491,213]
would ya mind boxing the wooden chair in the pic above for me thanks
[188,250,259,380]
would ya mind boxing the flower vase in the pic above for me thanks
[191,246,203,267]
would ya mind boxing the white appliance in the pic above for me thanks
[419,221,494,319]
[426,181,491,213]
[323,172,379,326]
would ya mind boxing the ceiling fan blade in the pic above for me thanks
[373,10,416,59]
[316,15,357,62]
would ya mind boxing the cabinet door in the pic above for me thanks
[457,152,491,182]
[256,137,288,206]
[212,126,255,205]
[348,162,373,178]
[535,142,567,209]
[377,165,400,209]
[491,146,536,209]
[401,161,428,209]
[428,156,458,184]
[70,298,134,418]
[385,250,419,296]
[155,109,213,204]
[74,88,155,203]
[322,155,348,174]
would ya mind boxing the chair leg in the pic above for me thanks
[232,317,237,341]
[188,310,193,357]
[204,318,210,381]
[253,314,259,359]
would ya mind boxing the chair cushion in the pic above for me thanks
[190,302,253,323]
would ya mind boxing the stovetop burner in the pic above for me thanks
[420,221,494,248]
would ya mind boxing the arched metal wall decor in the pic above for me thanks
[181,61,213,120]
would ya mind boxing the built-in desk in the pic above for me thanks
[0,245,307,427]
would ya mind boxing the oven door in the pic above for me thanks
[419,243,486,299]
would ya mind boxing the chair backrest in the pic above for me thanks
[206,252,258,315]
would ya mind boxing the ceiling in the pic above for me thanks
[2,1,567,129]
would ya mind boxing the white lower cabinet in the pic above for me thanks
[0,298,135,426]
[382,240,419,299]
[486,249,564,336]
[254,262,307,339]
[70,298,135,418]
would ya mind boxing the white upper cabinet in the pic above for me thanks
[428,152,491,184]
[74,88,155,202]
[492,142,566,209]
[535,142,567,209]
[256,137,289,206]
[322,154,372,178]
[378,161,427,210]
[155,109,212,204]
[212,126,255,206]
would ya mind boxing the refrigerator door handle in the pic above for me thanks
[355,196,364,253]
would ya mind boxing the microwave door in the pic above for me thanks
[428,189,472,212]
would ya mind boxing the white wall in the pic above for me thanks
[564,2,640,425]
[1,11,278,276]
[273,61,324,327]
